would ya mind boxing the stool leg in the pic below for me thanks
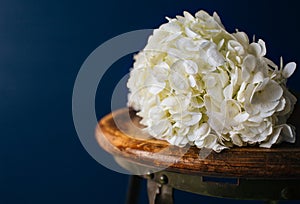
[147,180,158,204]
[126,175,142,204]
[147,180,173,204]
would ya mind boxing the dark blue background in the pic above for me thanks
[1,0,299,203]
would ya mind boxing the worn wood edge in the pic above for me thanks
[96,107,300,178]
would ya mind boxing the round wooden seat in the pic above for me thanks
[96,105,300,202]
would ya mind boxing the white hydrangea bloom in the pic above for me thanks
[127,10,297,152]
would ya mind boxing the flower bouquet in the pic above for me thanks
[127,10,297,152]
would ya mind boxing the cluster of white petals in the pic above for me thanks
[127,10,297,152]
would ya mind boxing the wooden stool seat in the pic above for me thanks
[96,106,300,203]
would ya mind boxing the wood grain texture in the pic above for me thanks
[96,105,300,178]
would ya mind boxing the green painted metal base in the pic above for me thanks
[142,170,300,201]
[117,157,300,201]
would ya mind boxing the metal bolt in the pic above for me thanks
[145,171,154,179]
[159,174,168,184]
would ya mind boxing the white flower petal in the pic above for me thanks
[213,12,224,28]
[282,62,296,78]
[248,115,263,123]
[259,126,282,148]
[228,40,244,55]
[258,39,267,56]
[251,79,283,104]
[222,99,241,120]
[167,135,189,147]
[160,21,181,33]
[169,72,189,91]
[234,112,249,122]
[206,45,225,67]
[176,37,199,52]
[276,124,296,143]
[149,106,165,120]
[183,11,195,21]
[188,75,197,87]
[230,134,243,147]
[152,62,170,81]
[212,144,228,153]
[185,27,198,38]
[242,55,256,81]
[275,98,286,112]
[199,134,226,151]
[223,84,233,99]
[259,109,275,118]
[217,39,225,50]
[198,123,210,136]
[187,131,200,142]
[184,60,198,74]
[148,82,166,94]
[161,97,177,108]
[183,112,202,126]
[252,71,265,83]
[149,120,171,137]
[249,42,263,56]
[237,82,247,102]
[233,31,249,46]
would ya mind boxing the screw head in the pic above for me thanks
[145,172,154,179]
[159,174,168,184]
